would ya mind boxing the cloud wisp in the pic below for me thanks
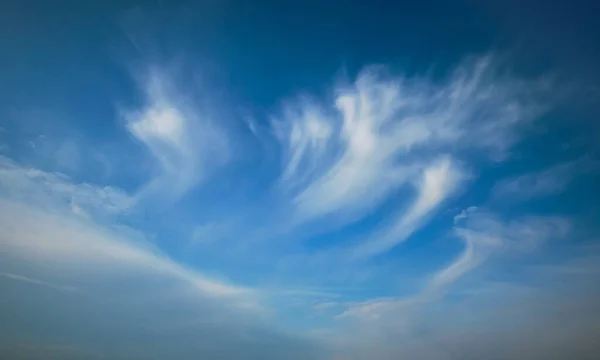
[330,208,580,360]
[123,66,230,204]
[492,158,594,201]
[353,156,468,258]
[429,208,570,291]
[339,208,571,322]
[273,56,547,257]
[0,272,77,293]
[0,155,131,218]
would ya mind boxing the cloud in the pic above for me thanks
[334,285,600,360]
[0,154,249,300]
[0,200,326,359]
[0,151,325,359]
[273,56,546,236]
[0,155,131,217]
[430,208,570,292]
[0,272,77,293]
[353,156,468,258]
[123,66,229,203]
[492,158,592,200]
[0,203,323,359]
[339,208,570,322]
[0,200,251,300]
[273,97,334,189]
[329,211,592,360]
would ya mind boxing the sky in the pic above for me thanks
[0,1,599,359]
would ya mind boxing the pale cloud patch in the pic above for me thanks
[0,202,323,360]
[0,272,77,293]
[0,155,131,217]
[313,302,339,311]
[329,210,585,360]
[273,97,334,189]
[493,158,593,200]
[190,222,229,246]
[0,154,251,301]
[0,151,329,359]
[273,55,548,238]
[0,200,252,301]
[339,209,570,323]
[430,208,570,293]
[123,66,229,203]
[353,156,468,258]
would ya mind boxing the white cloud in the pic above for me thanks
[337,297,419,321]
[274,56,546,235]
[353,156,468,258]
[431,208,570,291]
[327,210,585,360]
[453,205,478,224]
[339,209,570,323]
[273,97,334,189]
[124,67,229,203]
[0,199,323,360]
[0,272,77,293]
[0,155,131,217]
[0,200,252,300]
[0,154,250,301]
[0,153,326,359]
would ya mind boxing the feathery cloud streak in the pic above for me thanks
[274,56,546,257]
[124,67,229,203]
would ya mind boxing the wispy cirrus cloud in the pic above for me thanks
[429,208,570,291]
[0,154,250,301]
[0,155,323,359]
[0,200,252,301]
[123,66,229,203]
[0,200,322,360]
[0,155,131,218]
[353,156,468,258]
[330,208,580,360]
[271,56,548,260]
[339,208,571,322]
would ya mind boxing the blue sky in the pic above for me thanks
[1,1,599,359]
